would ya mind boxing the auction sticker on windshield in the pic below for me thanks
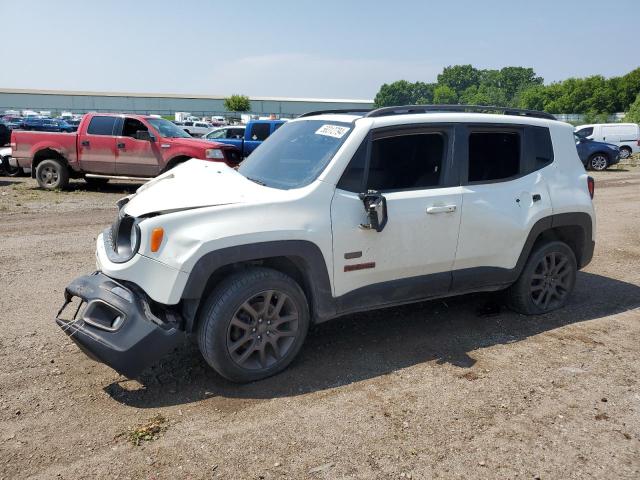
[315,124,350,138]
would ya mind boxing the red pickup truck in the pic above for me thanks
[11,113,241,189]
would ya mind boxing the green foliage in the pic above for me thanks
[625,93,640,124]
[374,65,640,116]
[223,94,251,112]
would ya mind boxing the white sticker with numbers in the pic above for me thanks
[315,124,350,138]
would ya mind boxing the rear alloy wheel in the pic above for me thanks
[198,267,309,382]
[589,154,608,171]
[506,241,577,315]
[35,159,69,190]
[619,147,632,159]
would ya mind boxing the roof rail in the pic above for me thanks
[298,108,372,118]
[364,104,556,121]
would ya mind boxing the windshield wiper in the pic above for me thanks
[246,177,267,186]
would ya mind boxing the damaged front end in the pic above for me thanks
[55,273,184,378]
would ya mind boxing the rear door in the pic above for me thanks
[452,125,554,291]
[331,125,463,304]
[78,115,118,174]
[114,117,162,177]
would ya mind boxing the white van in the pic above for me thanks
[575,123,640,159]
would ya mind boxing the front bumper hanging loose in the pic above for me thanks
[55,272,184,378]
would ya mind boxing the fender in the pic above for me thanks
[181,240,336,322]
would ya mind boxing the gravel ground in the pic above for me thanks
[0,170,639,479]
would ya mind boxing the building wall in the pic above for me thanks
[0,89,374,117]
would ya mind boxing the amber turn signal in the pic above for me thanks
[150,228,164,252]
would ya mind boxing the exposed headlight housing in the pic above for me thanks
[104,211,141,263]
[205,148,225,160]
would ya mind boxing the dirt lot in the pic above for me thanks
[1,169,639,479]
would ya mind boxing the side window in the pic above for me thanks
[367,133,445,191]
[530,126,554,170]
[207,129,225,139]
[337,140,367,192]
[468,131,520,183]
[231,128,244,138]
[575,127,593,138]
[122,118,148,138]
[273,122,284,132]
[87,116,117,136]
[249,123,271,141]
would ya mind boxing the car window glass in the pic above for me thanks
[337,139,367,192]
[122,118,148,138]
[367,133,445,191]
[87,116,117,136]
[576,127,593,138]
[468,131,520,182]
[250,123,271,141]
[531,126,554,169]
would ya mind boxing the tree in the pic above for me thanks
[625,93,640,124]
[224,94,251,112]
[437,65,480,96]
[373,80,436,107]
[433,85,458,104]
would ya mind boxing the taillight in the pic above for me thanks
[587,176,595,199]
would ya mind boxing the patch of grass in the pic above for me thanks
[120,414,168,446]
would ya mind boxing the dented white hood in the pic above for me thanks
[123,159,270,217]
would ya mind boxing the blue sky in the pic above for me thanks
[1,0,638,99]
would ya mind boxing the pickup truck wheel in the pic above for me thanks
[506,241,577,315]
[36,159,69,190]
[197,267,310,382]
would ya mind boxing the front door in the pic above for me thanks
[114,117,162,177]
[331,126,462,310]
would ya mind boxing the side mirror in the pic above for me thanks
[135,130,153,141]
[359,191,388,232]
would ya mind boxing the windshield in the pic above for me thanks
[238,120,352,189]
[147,118,191,138]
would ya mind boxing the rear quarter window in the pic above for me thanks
[87,116,117,136]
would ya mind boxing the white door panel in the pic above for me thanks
[331,187,463,297]
[454,170,552,271]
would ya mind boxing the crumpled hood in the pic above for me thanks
[123,159,267,217]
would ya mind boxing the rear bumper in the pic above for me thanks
[55,272,184,378]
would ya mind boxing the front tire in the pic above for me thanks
[506,241,577,315]
[197,267,310,382]
[35,159,69,190]
[589,153,609,171]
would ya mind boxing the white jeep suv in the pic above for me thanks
[56,105,596,383]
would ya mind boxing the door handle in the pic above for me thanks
[117,142,125,149]
[426,205,457,214]
[81,140,90,147]
[532,194,542,202]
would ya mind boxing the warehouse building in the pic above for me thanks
[0,88,374,118]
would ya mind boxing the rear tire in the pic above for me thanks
[197,267,310,382]
[619,146,632,159]
[506,241,577,315]
[35,159,69,190]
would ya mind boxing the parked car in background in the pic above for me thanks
[21,117,75,133]
[575,123,640,159]
[0,146,24,177]
[203,125,246,141]
[180,120,213,137]
[575,134,620,170]
[211,119,285,157]
[4,116,24,129]
[0,119,11,146]
[11,113,241,189]
[64,118,82,131]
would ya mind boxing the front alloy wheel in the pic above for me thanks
[590,154,608,171]
[198,267,310,382]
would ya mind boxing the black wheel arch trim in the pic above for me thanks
[181,240,336,327]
